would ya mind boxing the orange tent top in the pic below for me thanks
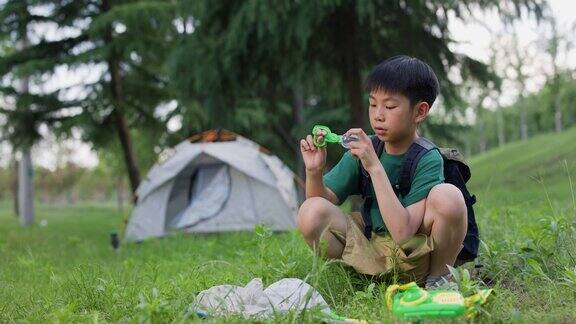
[188,129,272,155]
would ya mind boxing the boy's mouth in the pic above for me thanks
[374,127,387,134]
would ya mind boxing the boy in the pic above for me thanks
[297,55,467,288]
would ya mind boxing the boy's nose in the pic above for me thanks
[375,106,386,120]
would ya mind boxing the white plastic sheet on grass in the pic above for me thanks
[195,278,331,318]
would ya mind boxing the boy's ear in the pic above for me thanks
[414,101,430,123]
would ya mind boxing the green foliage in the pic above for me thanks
[163,0,546,174]
[0,167,11,201]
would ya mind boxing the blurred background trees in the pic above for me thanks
[2,0,575,209]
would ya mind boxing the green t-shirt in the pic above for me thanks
[323,145,444,233]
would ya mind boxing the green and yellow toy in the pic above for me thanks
[312,125,358,149]
[385,282,492,320]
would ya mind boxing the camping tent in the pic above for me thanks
[124,129,301,242]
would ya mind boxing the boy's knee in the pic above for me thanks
[427,184,466,224]
[297,197,332,237]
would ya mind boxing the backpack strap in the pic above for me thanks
[359,136,384,238]
[359,136,435,238]
[397,137,438,197]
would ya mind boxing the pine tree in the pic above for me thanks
[0,0,178,200]
[168,0,544,167]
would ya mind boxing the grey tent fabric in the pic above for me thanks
[169,164,231,229]
[125,133,299,241]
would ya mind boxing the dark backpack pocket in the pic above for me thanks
[443,160,479,262]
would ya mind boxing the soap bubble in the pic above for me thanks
[341,134,359,149]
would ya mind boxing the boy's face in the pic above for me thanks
[368,90,429,143]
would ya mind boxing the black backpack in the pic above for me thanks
[359,136,479,263]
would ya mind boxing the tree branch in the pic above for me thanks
[271,121,297,155]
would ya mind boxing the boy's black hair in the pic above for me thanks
[365,55,440,108]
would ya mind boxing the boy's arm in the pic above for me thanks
[370,149,444,242]
[369,167,425,242]
[344,129,443,243]
[344,128,426,242]
[305,170,339,205]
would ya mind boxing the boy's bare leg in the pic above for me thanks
[418,184,468,276]
[297,197,349,259]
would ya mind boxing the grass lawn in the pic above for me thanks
[1,129,576,322]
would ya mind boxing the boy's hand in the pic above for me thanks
[300,131,327,173]
[345,128,383,174]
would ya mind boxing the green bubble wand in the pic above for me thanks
[312,125,358,149]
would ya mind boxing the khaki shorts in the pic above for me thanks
[330,212,434,284]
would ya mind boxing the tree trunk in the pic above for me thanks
[16,24,33,225]
[554,93,562,133]
[549,19,562,133]
[18,147,34,226]
[516,63,528,141]
[518,92,528,141]
[520,106,528,141]
[103,0,141,201]
[496,109,505,147]
[293,85,306,204]
[112,108,141,198]
[512,40,528,142]
[338,6,365,128]
[11,155,19,217]
[477,106,486,153]
[478,121,486,153]
[293,85,305,179]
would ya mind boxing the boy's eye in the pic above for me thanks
[386,106,397,109]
